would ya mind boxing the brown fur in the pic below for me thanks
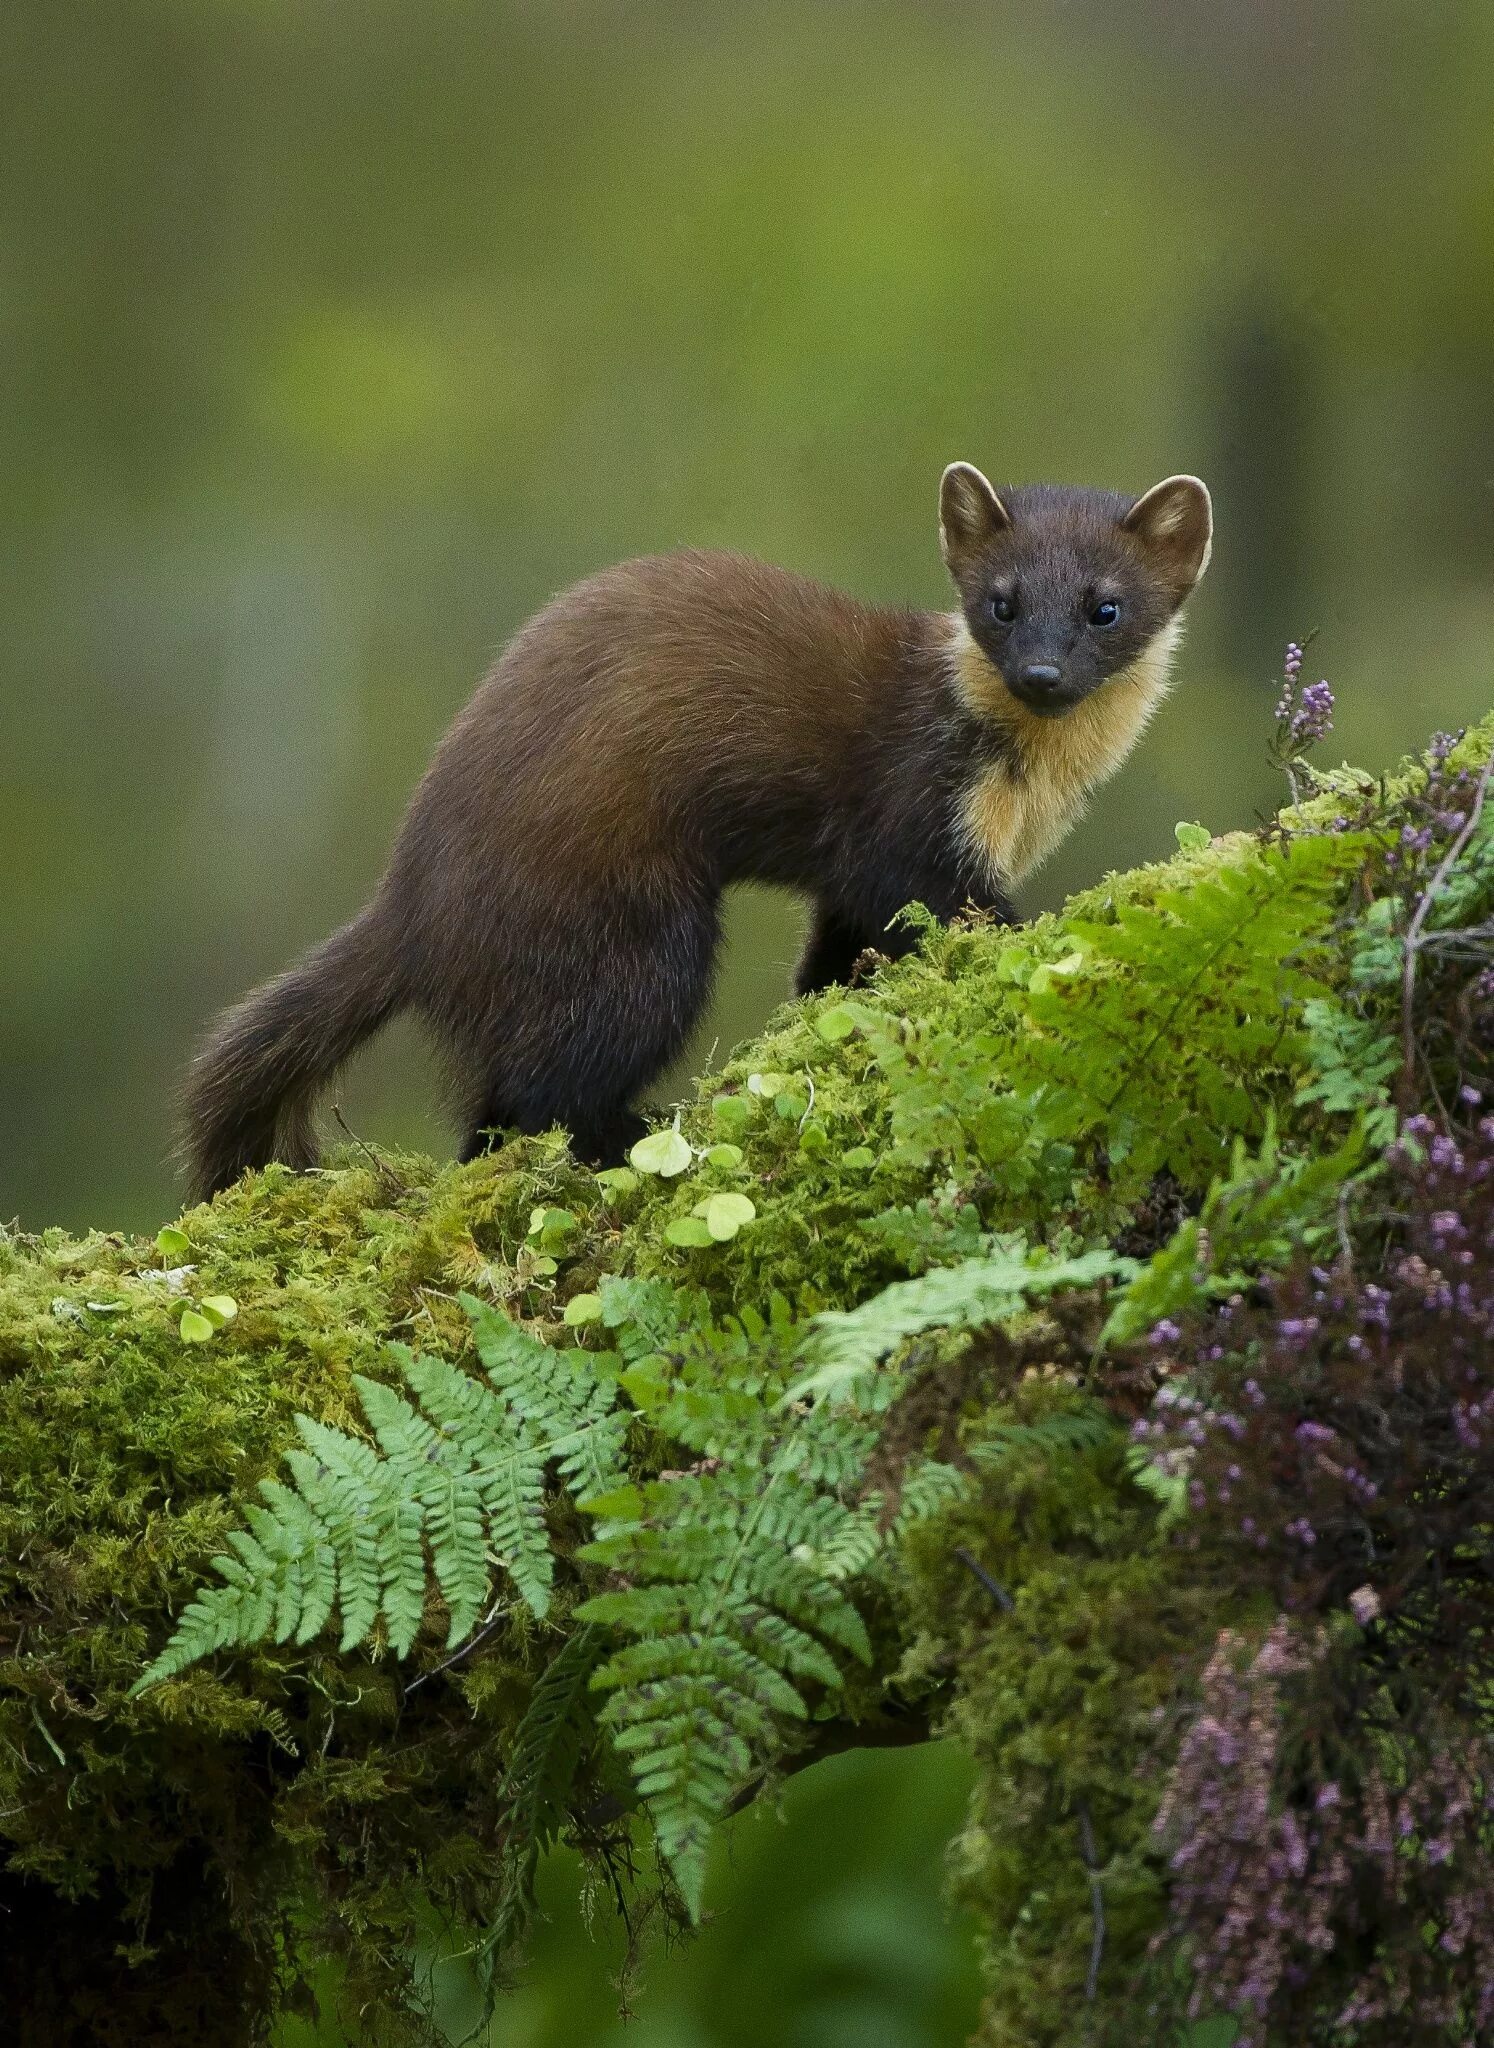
[183,467,1212,1198]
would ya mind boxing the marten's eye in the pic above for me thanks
[1090,599,1121,628]
[989,593,1017,626]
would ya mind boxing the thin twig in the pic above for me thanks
[954,1546,1015,1611]
[1076,1797,1106,2001]
[1400,748,1494,1104]
[723,1707,931,1817]
[331,1102,411,1196]
[402,1605,506,1694]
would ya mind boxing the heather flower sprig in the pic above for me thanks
[1152,1623,1494,2046]
[1269,639,1336,802]
[1133,1108,1494,2043]
[1141,1108,1494,1626]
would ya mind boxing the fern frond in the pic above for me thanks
[135,1303,630,1689]
[285,1420,387,1649]
[573,1338,893,1915]
[789,1243,1132,1409]
[890,1460,972,1536]
[965,1407,1118,1472]
[488,1623,607,1953]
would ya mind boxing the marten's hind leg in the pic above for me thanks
[452,887,720,1168]
[459,1091,646,1170]
[794,906,877,996]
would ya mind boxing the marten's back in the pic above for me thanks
[393,550,930,896]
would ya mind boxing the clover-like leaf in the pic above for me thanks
[704,1193,756,1242]
[711,1094,753,1135]
[664,1216,715,1247]
[179,1308,214,1344]
[631,1128,694,1177]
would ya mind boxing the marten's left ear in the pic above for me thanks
[939,462,1012,576]
[1122,475,1213,603]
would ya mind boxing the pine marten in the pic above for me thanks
[183,463,1212,1198]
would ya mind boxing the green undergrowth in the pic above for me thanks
[1,714,1490,2047]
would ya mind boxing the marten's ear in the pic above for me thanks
[1122,475,1213,603]
[939,462,1012,575]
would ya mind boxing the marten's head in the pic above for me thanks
[938,465,1212,720]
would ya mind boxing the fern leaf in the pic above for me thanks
[737,1610,843,1691]
[891,1461,972,1536]
[250,1481,336,1644]
[288,1419,387,1649]
[488,1624,607,1953]
[742,1560,871,1665]
[591,1633,807,1719]
[608,1680,780,1756]
[139,1301,631,1684]
[797,1496,886,1580]
[789,1244,1132,1409]
[132,1579,254,1690]
[966,1407,1118,1471]
[399,1355,527,1641]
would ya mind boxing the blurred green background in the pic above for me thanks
[3,2,1492,2039]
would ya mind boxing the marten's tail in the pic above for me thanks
[182,902,404,1202]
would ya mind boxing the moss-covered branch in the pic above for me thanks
[2,717,1491,2047]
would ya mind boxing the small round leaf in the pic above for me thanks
[156,1227,191,1260]
[630,1128,694,1177]
[179,1308,214,1344]
[199,1295,238,1326]
[563,1293,604,1326]
[704,1193,756,1241]
[712,1093,753,1134]
[664,1216,715,1247]
[816,1005,858,1042]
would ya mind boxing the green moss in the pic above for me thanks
[0,712,1488,2044]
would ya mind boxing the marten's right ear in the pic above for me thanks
[939,462,1012,575]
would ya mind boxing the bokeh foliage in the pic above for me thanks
[5,0,1494,1228]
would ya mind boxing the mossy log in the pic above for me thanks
[2,717,1491,2048]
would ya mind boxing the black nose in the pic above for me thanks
[1018,662,1063,689]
